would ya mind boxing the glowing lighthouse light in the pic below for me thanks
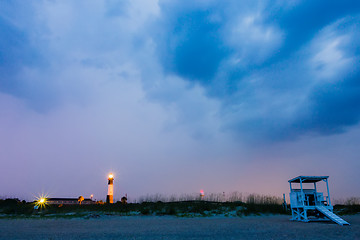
[106,173,114,204]
[200,189,205,200]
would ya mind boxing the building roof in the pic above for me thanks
[47,198,93,201]
[288,176,329,183]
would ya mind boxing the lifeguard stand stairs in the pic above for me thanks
[289,176,349,226]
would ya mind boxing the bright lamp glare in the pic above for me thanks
[34,195,48,208]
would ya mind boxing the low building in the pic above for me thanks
[46,198,95,205]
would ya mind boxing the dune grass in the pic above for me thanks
[1,195,359,218]
[0,194,288,218]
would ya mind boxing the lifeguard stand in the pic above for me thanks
[288,176,349,225]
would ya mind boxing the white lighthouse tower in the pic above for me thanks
[106,174,114,204]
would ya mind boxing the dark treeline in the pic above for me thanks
[0,198,287,217]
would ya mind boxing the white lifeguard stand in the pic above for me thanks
[288,176,349,225]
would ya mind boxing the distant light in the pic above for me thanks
[34,195,48,208]
[108,174,114,179]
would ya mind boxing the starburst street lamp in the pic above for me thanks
[34,195,48,209]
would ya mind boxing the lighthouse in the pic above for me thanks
[106,174,114,204]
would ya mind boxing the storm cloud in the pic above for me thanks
[1,0,360,200]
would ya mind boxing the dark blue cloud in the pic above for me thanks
[289,15,360,137]
[152,0,360,140]
[293,70,360,136]
[2,0,360,140]
[155,1,284,94]
[157,5,229,83]
[0,1,54,112]
[0,15,37,93]
[0,14,54,112]
[271,0,360,62]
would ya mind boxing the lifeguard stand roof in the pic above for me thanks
[288,176,329,183]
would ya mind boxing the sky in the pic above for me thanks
[1,0,360,202]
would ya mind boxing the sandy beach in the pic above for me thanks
[0,214,359,240]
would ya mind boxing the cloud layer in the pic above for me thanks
[1,0,360,200]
